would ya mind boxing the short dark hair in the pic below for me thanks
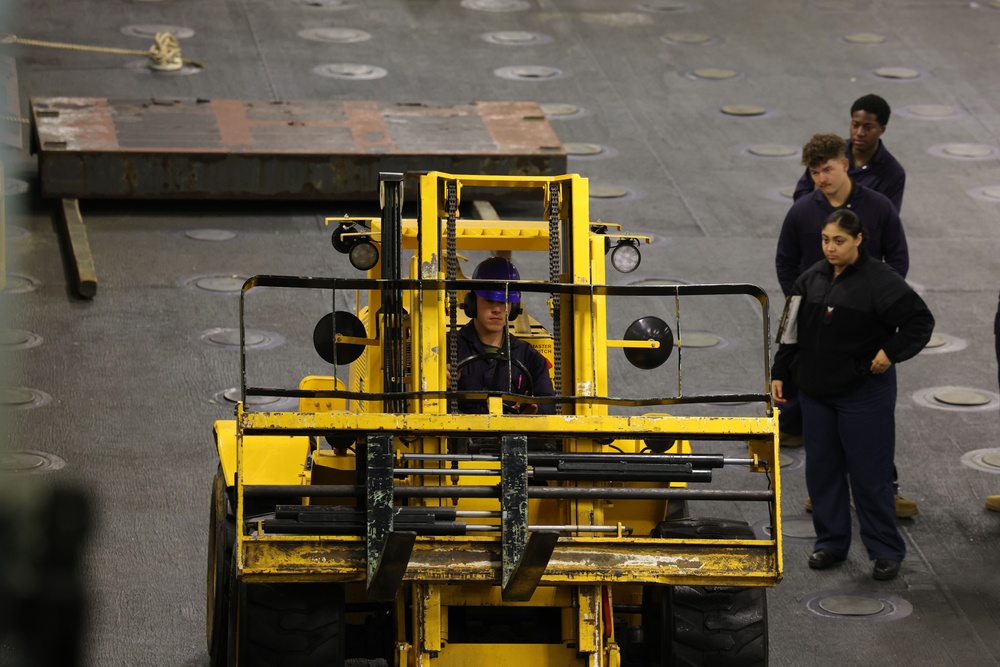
[801,133,846,168]
[851,94,891,126]
[824,209,865,245]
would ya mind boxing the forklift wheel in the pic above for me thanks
[230,578,345,667]
[207,466,235,667]
[651,518,768,667]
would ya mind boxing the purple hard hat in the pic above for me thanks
[472,257,521,303]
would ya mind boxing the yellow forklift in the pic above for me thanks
[207,172,783,666]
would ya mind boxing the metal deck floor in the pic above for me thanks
[2,1,1000,665]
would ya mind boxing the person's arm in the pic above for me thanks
[775,209,803,297]
[878,203,909,279]
[792,167,814,202]
[771,278,805,395]
[869,349,893,375]
[875,149,906,213]
[529,367,556,415]
[521,345,556,415]
[453,325,487,413]
[883,171,905,213]
[876,279,934,364]
[770,379,786,405]
[771,339,798,384]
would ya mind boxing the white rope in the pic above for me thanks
[148,33,183,72]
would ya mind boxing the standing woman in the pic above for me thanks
[771,209,933,581]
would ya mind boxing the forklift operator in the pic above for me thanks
[455,257,556,415]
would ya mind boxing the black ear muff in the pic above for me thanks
[462,292,477,318]
[507,302,522,321]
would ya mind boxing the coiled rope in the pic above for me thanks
[0,32,202,72]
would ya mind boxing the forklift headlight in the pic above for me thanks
[349,239,380,271]
[611,239,641,273]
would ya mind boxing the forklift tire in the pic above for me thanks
[207,466,235,667]
[652,518,768,667]
[230,576,346,667]
[667,585,767,667]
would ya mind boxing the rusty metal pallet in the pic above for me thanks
[30,97,565,298]
[31,97,567,201]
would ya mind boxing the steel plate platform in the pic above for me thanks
[31,97,566,200]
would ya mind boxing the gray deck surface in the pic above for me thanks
[2,1,999,665]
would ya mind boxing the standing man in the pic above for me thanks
[794,94,905,213]
[776,132,916,517]
[777,133,908,293]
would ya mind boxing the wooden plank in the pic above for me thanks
[1,56,24,150]
[59,199,97,298]
[471,199,500,222]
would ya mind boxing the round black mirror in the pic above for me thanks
[331,224,356,254]
[623,316,673,369]
[313,311,367,365]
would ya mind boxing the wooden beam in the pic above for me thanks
[59,199,97,298]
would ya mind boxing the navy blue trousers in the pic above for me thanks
[786,382,903,492]
[801,368,905,561]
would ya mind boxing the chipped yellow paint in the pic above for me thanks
[241,410,778,438]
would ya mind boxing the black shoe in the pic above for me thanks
[873,559,901,581]
[808,549,845,570]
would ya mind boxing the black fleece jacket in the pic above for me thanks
[772,249,934,398]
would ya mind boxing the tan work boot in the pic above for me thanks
[805,495,917,517]
[895,493,918,518]
[986,495,1000,512]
